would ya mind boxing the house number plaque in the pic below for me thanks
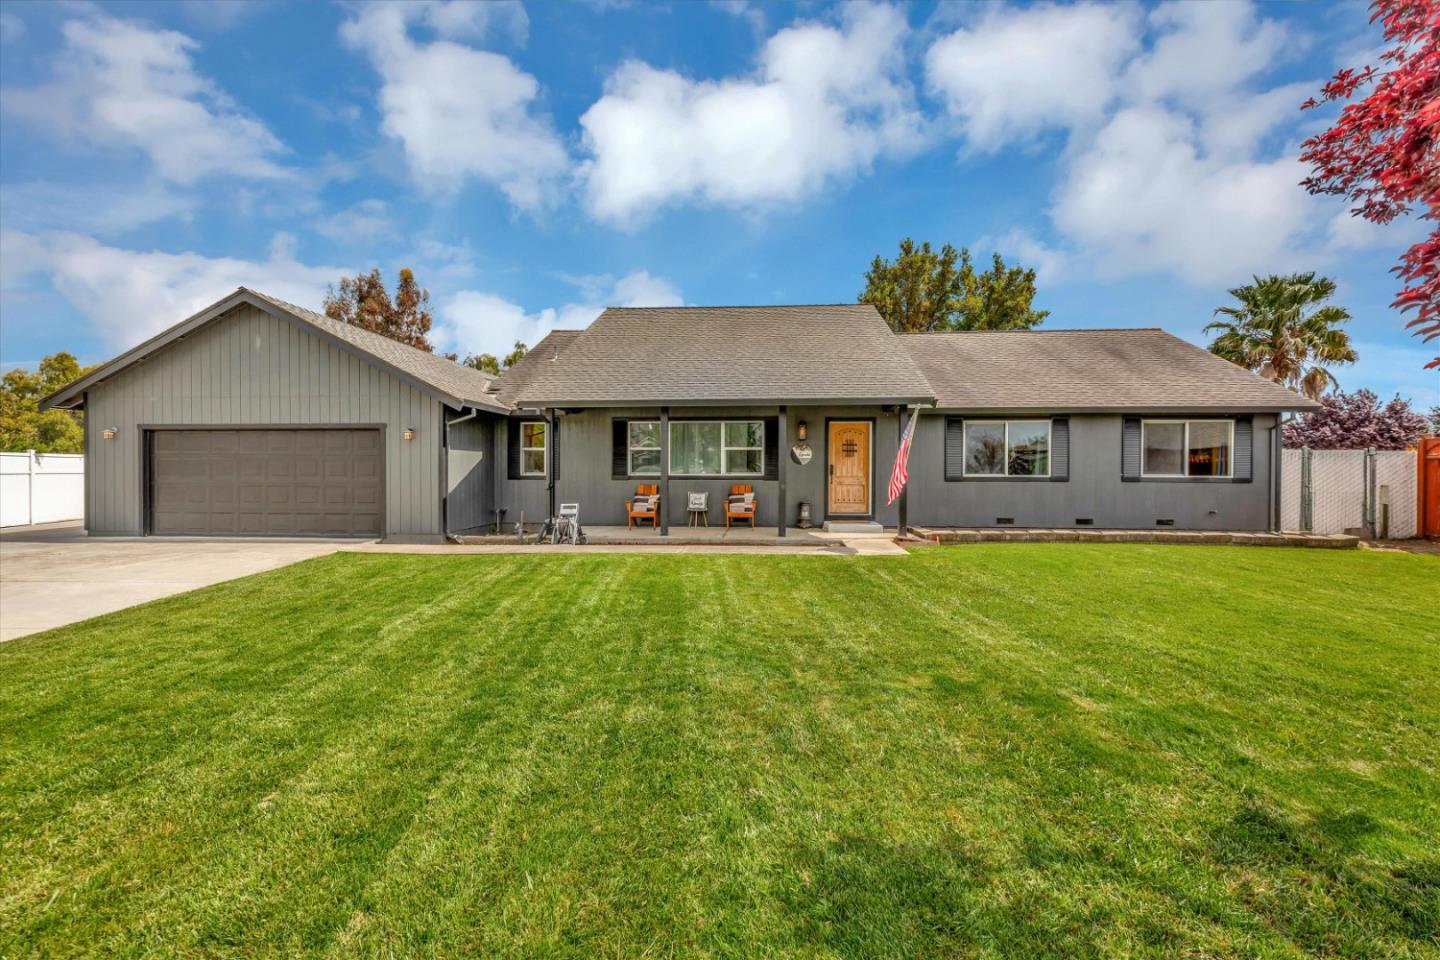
[790,442,812,465]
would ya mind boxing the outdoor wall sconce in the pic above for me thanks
[101,427,117,440]
[796,420,808,441]
[402,427,416,441]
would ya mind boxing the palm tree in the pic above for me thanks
[1205,273,1358,399]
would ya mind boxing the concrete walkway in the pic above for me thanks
[0,521,343,641]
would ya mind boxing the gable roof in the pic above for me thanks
[42,287,509,414]
[492,329,582,406]
[509,304,936,407]
[901,328,1320,413]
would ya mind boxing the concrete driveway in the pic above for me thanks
[0,521,346,642]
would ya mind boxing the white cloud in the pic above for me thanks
[341,2,566,209]
[925,3,1140,150]
[2,12,287,183]
[1051,107,1315,284]
[925,0,1340,287]
[0,11,26,43]
[314,199,393,243]
[3,230,345,349]
[0,180,195,236]
[579,2,925,224]
[435,270,683,356]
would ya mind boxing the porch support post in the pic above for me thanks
[777,405,787,537]
[897,406,909,537]
[659,406,670,536]
[546,408,557,523]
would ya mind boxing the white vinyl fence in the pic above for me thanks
[0,451,84,528]
[1281,447,1417,539]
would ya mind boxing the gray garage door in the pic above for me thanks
[149,429,383,537]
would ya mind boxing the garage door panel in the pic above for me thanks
[150,429,382,537]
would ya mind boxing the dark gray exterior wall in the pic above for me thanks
[485,408,1278,531]
[445,414,494,533]
[905,413,1278,530]
[84,303,445,539]
[493,406,904,529]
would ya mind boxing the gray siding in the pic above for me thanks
[446,414,494,533]
[494,406,905,529]
[906,413,1278,530]
[85,303,444,538]
[490,408,1277,531]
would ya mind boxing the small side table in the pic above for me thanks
[687,492,709,526]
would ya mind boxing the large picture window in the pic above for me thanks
[519,421,546,476]
[628,420,765,476]
[963,420,1050,477]
[1142,420,1232,478]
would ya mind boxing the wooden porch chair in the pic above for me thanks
[626,484,660,529]
[724,483,756,529]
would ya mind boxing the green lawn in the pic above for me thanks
[1,546,1437,959]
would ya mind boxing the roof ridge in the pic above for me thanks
[602,303,874,310]
[902,327,1166,335]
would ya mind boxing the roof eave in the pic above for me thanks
[511,395,936,409]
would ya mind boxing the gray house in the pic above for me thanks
[44,288,1318,540]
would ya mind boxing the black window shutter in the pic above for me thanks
[763,417,779,480]
[944,418,965,480]
[1233,417,1253,483]
[507,419,521,480]
[1050,418,1069,481]
[1121,417,1141,481]
[612,419,629,479]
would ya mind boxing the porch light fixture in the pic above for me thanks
[402,427,416,441]
[796,420,808,441]
[101,427,117,440]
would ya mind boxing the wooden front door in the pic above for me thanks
[828,421,871,516]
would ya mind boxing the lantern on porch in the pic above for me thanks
[797,500,813,528]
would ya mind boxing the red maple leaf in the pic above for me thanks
[1300,0,1440,368]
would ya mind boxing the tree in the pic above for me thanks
[859,239,1048,333]
[462,353,501,375]
[1300,0,1439,369]
[1428,404,1440,435]
[1206,273,1358,399]
[1283,389,1429,449]
[503,341,529,368]
[323,267,438,352]
[0,352,96,453]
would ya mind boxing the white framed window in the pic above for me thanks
[628,421,661,475]
[963,420,1050,477]
[658,420,764,476]
[1142,419,1233,478]
[519,421,547,476]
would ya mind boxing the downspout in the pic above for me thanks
[443,407,480,541]
[1268,416,1284,534]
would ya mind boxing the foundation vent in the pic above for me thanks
[1156,518,1176,527]
[1075,518,1094,526]
[995,517,1015,525]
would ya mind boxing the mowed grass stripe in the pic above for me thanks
[1,546,1435,958]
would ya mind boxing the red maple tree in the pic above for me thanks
[1300,0,1440,369]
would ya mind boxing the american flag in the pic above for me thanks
[887,407,919,506]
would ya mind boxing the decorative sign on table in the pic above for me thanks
[790,442,813,465]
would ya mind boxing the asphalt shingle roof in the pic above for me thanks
[901,328,1320,412]
[243,289,509,412]
[493,330,582,406]
[510,305,936,406]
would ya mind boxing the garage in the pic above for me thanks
[149,429,384,537]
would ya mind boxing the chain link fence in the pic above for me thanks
[1281,447,1417,538]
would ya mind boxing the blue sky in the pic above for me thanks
[1,0,1435,407]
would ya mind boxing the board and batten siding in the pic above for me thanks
[84,303,444,538]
